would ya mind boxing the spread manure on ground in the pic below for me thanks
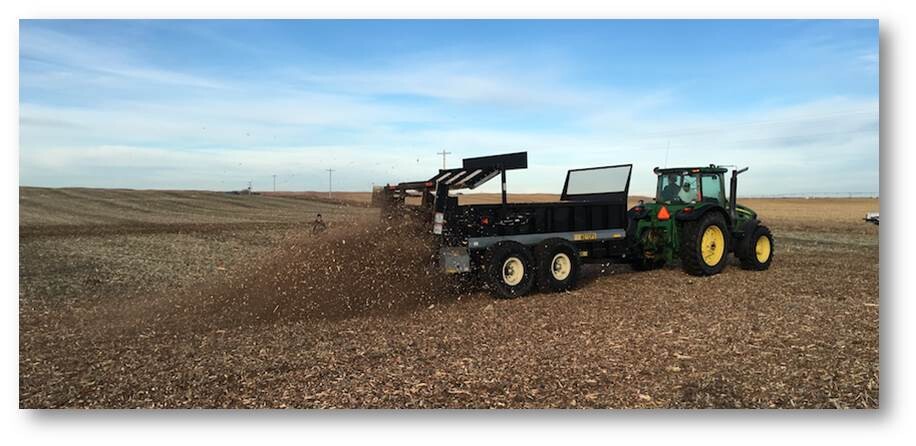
[156,214,472,331]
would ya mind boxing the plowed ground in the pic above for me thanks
[19,188,879,408]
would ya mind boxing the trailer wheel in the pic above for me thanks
[486,242,535,299]
[738,225,774,270]
[534,238,581,292]
[680,211,730,276]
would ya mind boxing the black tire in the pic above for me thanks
[534,238,581,292]
[485,242,536,299]
[738,225,774,270]
[679,211,730,276]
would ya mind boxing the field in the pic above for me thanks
[19,187,879,408]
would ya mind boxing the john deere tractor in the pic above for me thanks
[627,165,773,275]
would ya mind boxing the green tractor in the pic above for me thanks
[627,165,774,275]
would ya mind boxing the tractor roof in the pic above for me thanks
[654,165,729,175]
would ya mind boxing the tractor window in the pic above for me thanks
[678,175,699,203]
[658,174,680,202]
[658,173,698,203]
[700,174,725,204]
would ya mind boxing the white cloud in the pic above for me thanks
[18,23,878,196]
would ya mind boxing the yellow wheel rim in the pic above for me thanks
[701,225,725,266]
[755,235,771,263]
[502,257,524,286]
[551,253,572,281]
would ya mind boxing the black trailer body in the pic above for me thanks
[431,152,633,298]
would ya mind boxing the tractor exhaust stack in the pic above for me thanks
[729,166,749,224]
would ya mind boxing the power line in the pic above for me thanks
[591,127,877,156]
[744,191,878,198]
[640,108,876,140]
[684,127,876,149]
[664,140,670,168]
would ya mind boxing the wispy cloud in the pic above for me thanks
[20,26,229,90]
[292,62,595,108]
[21,96,878,195]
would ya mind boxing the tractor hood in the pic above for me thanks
[735,203,757,220]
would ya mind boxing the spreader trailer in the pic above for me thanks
[432,152,634,298]
[429,152,774,299]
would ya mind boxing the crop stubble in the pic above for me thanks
[19,188,879,408]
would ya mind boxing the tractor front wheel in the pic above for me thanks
[738,225,774,270]
[680,212,730,276]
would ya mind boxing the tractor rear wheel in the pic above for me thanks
[680,212,730,276]
[534,238,581,292]
[738,225,774,270]
[486,241,535,299]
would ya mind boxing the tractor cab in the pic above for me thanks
[651,164,758,228]
[653,165,728,208]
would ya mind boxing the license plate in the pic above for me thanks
[573,232,597,241]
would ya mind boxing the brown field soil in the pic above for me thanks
[19,187,879,408]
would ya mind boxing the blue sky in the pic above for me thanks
[19,19,878,196]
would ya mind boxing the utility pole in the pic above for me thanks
[326,169,335,199]
[437,150,452,170]
[272,174,277,192]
